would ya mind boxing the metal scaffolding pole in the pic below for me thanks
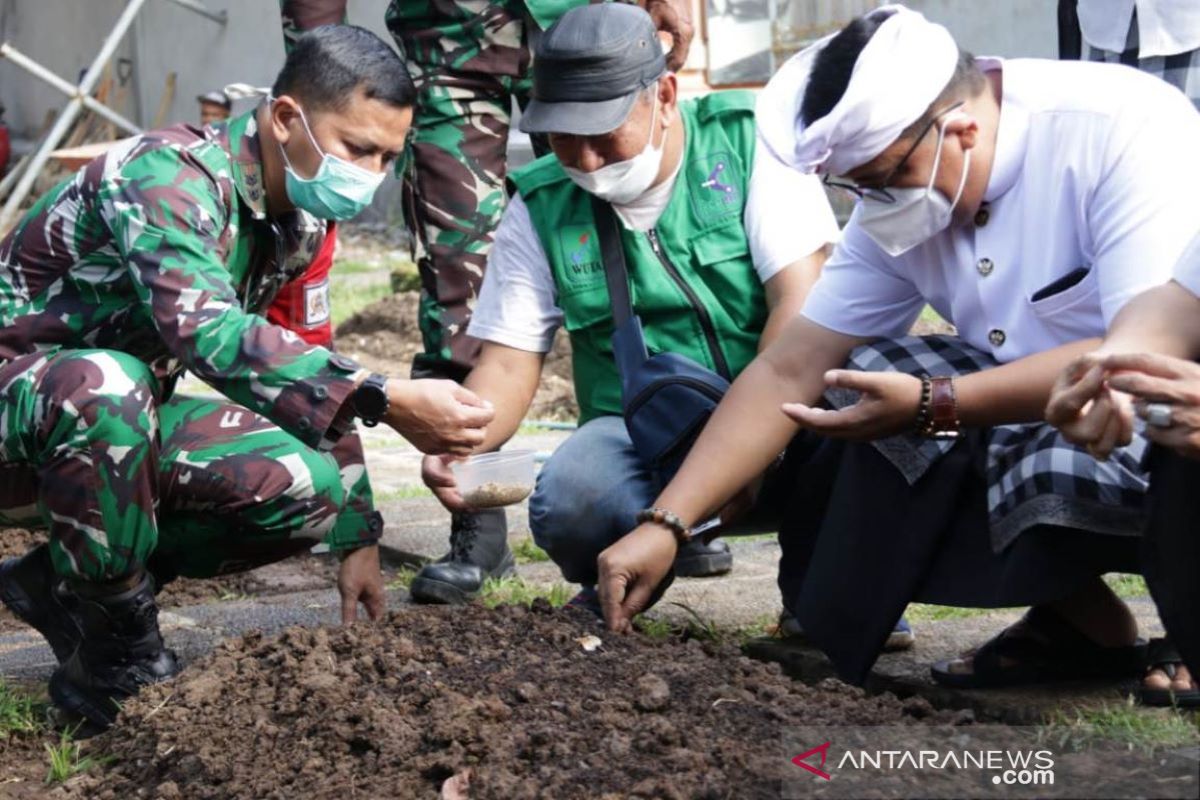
[0,0,227,230]
[0,43,142,136]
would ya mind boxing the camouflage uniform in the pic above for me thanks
[0,109,383,584]
[279,0,349,52]
[387,1,586,379]
[282,1,581,378]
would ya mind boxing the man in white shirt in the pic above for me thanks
[1068,0,1200,107]
[597,4,1200,687]
[415,3,841,614]
[1045,234,1200,707]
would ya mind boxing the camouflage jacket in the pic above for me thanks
[0,109,362,449]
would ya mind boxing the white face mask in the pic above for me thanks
[856,113,971,257]
[563,88,665,206]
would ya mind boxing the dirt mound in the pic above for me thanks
[64,602,952,800]
[335,292,579,422]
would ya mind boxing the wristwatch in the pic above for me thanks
[352,373,389,427]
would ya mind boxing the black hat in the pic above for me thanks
[197,90,231,110]
[519,3,667,136]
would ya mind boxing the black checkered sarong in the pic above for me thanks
[825,336,1150,552]
[1088,9,1200,109]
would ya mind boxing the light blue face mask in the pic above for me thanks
[276,99,385,220]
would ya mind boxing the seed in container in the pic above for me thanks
[452,449,537,508]
[462,481,533,508]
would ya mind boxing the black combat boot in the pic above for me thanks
[49,571,179,730]
[410,509,516,605]
[674,537,734,577]
[0,544,81,663]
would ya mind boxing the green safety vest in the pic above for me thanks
[509,90,767,423]
[525,0,588,30]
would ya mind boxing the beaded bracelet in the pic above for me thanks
[636,507,692,544]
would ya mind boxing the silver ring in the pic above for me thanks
[1144,402,1174,429]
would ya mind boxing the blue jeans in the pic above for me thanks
[529,416,667,586]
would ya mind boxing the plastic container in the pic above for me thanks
[452,449,537,508]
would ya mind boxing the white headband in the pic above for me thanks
[756,4,958,176]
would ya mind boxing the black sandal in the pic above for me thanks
[1138,638,1200,708]
[931,606,1146,689]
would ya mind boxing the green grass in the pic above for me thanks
[330,281,393,326]
[373,484,434,502]
[511,536,550,564]
[477,576,574,609]
[44,729,105,784]
[387,565,420,591]
[0,681,44,738]
[1104,573,1150,599]
[639,605,777,646]
[903,603,1008,623]
[1044,702,1200,754]
[332,259,389,276]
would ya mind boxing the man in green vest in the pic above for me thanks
[417,2,840,612]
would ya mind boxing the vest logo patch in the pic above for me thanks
[689,152,743,224]
[304,279,331,327]
[558,225,604,294]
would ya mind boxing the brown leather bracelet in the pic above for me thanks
[919,376,961,439]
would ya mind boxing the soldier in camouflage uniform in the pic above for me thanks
[0,26,493,731]
[282,0,702,605]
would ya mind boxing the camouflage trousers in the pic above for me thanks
[389,1,542,380]
[0,349,381,583]
[279,0,349,53]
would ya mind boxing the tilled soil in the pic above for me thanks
[59,602,959,800]
[335,292,579,421]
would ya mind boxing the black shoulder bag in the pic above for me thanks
[591,195,731,479]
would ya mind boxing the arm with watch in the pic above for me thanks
[597,314,1102,631]
[349,371,495,456]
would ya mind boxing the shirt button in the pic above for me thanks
[988,329,1006,348]
[297,417,313,431]
[977,257,994,277]
[975,207,990,227]
[311,385,329,401]
[328,355,356,371]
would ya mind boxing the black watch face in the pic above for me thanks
[355,382,388,420]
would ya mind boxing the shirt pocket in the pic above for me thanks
[559,282,614,334]
[1027,266,1099,317]
[690,224,759,327]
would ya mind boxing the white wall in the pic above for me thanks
[905,0,1058,60]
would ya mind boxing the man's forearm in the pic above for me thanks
[955,338,1102,427]
[463,352,542,453]
[1096,281,1200,360]
[652,316,857,526]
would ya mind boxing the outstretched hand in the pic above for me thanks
[337,544,386,623]
[386,379,493,456]
[598,524,677,633]
[1045,354,1133,461]
[781,370,922,440]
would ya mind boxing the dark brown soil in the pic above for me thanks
[335,292,579,421]
[58,602,958,800]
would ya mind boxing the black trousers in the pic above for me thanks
[1144,449,1200,680]
[778,433,1141,685]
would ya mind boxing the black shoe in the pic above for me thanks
[49,571,179,730]
[410,509,516,605]
[673,537,733,578]
[0,544,81,663]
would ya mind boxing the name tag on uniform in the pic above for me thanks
[304,279,331,327]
